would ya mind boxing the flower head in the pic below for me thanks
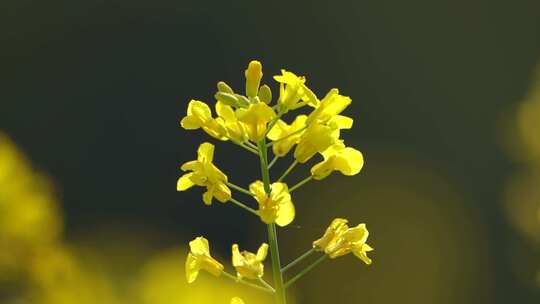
[231,243,268,280]
[180,100,227,140]
[266,115,307,157]
[249,181,295,226]
[311,142,364,180]
[215,102,248,143]
[236,103,276,142]
[185,236,224,283]
[177,142,231,205]
[313,219,373,265]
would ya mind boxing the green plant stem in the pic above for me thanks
[268,155,279,169]
[222,271,273,293]
[258,277,276,293]
[245,141,259,150]
[257,139,287,304]
[278,160,298,182]
[281,248,316,273]
[229,197,258,216]
[226,182,254,197]
[284,254,327,289]
[289,176,313,193]
[235,142,259,155]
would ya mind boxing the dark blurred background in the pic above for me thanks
[1,0,539,303]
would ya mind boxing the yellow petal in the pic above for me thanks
[231,244,243,267]
[202,188,214,205]
[245,60,263,98]
[197,142,215,163]
[177,173,195,191]
[275,199,295,227]
[189,237,210,256]
[185,253,200,283]
[256,243,269,261]
[231,297,245,304]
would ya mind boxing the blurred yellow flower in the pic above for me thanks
[177,142,231,205]
[231,297,245,304]
[249,181,295,226]
[313,218,373,265]
[267,115,307,157]
[180,100,228,140]
[185,237,224,283]
[311,142,364,180]
[236,103,276,142]
[245,60,263,98]
[231,243,268,280]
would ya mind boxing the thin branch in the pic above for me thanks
[229,197,258,216]
[234,141,259,156]
[222,271,273,293]
[289,176,313,193]
[258,277,276,293]
[277,160,298,182]
[227,182,254,197]
[284,254,327,289]
[281,248,316,273]
[267,155,280,169]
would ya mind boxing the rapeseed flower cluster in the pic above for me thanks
[178,60,373,303]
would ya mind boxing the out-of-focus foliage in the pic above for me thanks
[502,63,540,289]
[0,132,269,304]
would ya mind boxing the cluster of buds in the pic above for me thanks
[178,60,373,303]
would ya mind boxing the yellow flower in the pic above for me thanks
[245,60,263,98]
[180,100,228,140]
[215,102,248,143]
[313,219,373,265]
[231,297,245,304]
[310,142,364,180]
[236,103,276,142]
[294,122,338,163]
[266,115,307,157]
[185,237,224,283]
[249,181,295,226]
[231,243,268,280]
[306,89,352,125]
[177,142,231,205]
[273,69,317,111]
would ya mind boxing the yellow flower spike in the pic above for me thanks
[180,100,228,140]
[310,142,364,180]
[236,103,276,142]
[294,122,338,163]
[215,101,248,143]
[306,88,352,125]
[267,115,307,157]
[177,142,231,205]
[245,60,263,98]
[185,236,224,283]
[231,297,245,304]
[249,181,295,226]
[232,243,269,280]
[273,69,318,112]
[313,218,349,251]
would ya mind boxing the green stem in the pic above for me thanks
[235,142,259,156]
[226,182,254,197]
[289,176,313,193]
[257,139,287,304]
[278,160,298,182]
[222,271,273,293]
[281,248,316,273]
[284,254,327,289]
[245,141,259,150]
[258,277,276,293]
[268,155,280,169]
[229,197,258,216]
